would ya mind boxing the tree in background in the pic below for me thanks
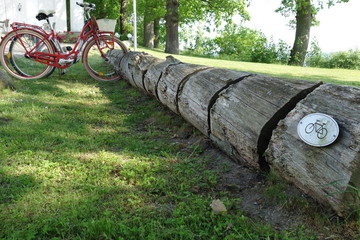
[136,0,166,48]
[164,0,250,54]
[165,0,179,54]
[277,0,350,66]
[88,0,130,39]
[90,0,249,54]
[119,0,130,36]
[90,0,120,19]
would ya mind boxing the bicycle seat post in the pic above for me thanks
[46,18,53,32]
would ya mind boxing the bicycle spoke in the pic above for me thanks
[83,36,127,81]
[0,30,55,79]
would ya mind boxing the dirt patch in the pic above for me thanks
[172,129,359,239]
[0,117,12,125]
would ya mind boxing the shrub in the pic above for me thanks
[56,31,79,43]
[328,50,360,69]
[307,48,360,70]
[183,24,291,64]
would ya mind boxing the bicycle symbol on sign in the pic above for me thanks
[305,120,328,139]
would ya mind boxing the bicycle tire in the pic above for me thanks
[83,36,127,81]
[0,29,56,80]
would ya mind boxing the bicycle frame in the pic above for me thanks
[5,13,115,70]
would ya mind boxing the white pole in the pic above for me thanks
[133,0,137,51]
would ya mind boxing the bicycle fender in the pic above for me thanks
[0,28,47,47]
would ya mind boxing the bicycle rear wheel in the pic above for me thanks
[83,36,127,81]
[0,29,55,80]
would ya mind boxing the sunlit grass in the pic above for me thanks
[1,63,310,239]
[1,52,358,239]
[139,47,360,87]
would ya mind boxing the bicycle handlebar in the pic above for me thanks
[76,2,96,9]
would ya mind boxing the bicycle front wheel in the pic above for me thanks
[83,36,127,81]
[0,29,56,80]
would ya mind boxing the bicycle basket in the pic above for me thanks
[96,19,116,32]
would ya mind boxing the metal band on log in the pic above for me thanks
[108,50,360,216]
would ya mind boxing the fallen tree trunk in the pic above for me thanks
[266,84,360,216]
[178,68,251,136]
[108,51,360,216]
[210,75,321,169]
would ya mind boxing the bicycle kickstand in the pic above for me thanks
[58,68,66,76]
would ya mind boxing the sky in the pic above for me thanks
[240,0,360,53]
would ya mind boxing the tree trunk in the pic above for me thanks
[144,14,155,48]
[119,0,128,35]
[154,18,160,48]
[288,0,313,66]
[165,0,179,54]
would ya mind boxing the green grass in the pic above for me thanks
[0,63,314,240]
[138,47,360,88]
[0,53,359,239]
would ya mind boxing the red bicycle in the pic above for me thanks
[0,2,127,81]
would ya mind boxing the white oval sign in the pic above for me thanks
[297,113,339,147]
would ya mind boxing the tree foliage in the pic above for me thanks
[277,0,350,16]
[179,0,250,24]
[90,0,121,19]
[183,23,291,64]
[276,0,350,66]
[307,40,360,69]
[134,0,250,52]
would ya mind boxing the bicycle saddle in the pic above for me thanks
[36,10,56,21]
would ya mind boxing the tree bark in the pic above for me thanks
[157,63,210,114]
[288,0,313,66]
[144,14,155,48]
[267,84,360,216]
[165,0,179,54]
[119,0,128,35]
[154,18,160,49]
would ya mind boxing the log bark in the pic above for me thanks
[178,68,251,136]
[117,52,159,92]
[156,62,210,114]
[210,75,321,169]
[143,56,181,99]
[266,84,360,216]
[118,52,142,89]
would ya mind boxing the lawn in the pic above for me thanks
[139,47,360,88]
[0,53,359,239]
